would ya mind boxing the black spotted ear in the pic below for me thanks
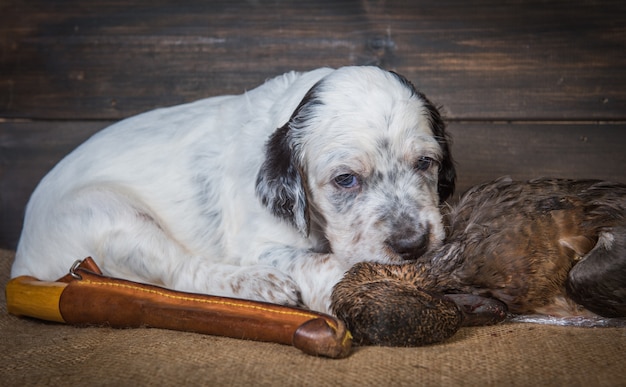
[389,71,456,202]
[423,98,456,202]
[256,123,310,236]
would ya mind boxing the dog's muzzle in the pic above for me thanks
[386,225,431,260]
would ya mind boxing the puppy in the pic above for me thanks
[12,66,455,314]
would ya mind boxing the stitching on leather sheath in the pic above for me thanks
[77,279,338,331]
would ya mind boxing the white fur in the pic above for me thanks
[13,66,451,314]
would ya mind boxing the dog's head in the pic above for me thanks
[256,66,455,264]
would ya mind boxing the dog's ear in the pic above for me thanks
[424,100,456,202]
[256,123,310,236]
[390,71,456,202]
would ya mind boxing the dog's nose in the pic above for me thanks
[387,231,429,260]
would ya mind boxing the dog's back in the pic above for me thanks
[12,69,332,281]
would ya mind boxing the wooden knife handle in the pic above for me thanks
[6,275,68,323]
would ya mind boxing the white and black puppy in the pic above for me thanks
[12,66,455,314]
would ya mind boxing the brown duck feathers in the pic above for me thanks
[331,177,626,346]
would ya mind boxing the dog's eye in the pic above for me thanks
[334,174,359,189]
[415,156,435,171]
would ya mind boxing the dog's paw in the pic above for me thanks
[227,267,304,307]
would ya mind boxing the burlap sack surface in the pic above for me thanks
[1,249,624,386]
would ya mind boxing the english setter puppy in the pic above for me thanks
[12,66,455,314]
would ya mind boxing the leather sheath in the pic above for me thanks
[56,258,352,358]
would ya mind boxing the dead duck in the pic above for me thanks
[332,177,626,346]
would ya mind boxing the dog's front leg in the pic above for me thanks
[259,247,349,314]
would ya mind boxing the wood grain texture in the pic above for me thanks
[1,0,625,120]
[1,0,625,248]
[448,122,626,197]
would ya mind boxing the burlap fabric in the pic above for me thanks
[1,249,624,386]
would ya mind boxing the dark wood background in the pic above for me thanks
[1,0,625,249]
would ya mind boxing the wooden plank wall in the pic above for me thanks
[1,0,625,249]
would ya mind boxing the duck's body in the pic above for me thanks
[332,177,626,346]
[428,177,626,318]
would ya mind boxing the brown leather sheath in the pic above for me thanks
[56,258,352,358]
